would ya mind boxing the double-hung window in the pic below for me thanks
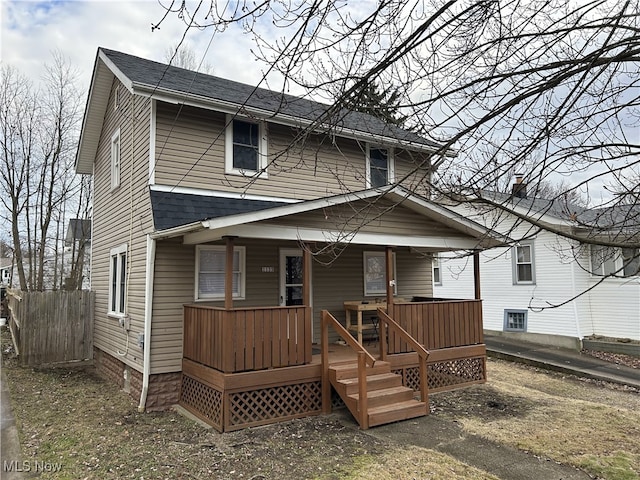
[109,244,127,316]
[513,241,535,284]
[225,116,268,177]
[196,245,246,300]
[363,251,396,296]
[367,145,393,188]
[591,245,640,277]
[111,128,121,190]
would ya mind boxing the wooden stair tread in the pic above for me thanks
[337,372,399,386]
[346,385,413,401]
[367,400,428,427]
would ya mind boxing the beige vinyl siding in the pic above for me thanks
[91,78,153,372]
[150,238,433,371]
[271,199,470,238]
[394,149,432,197]
[311,245,433,343]
[154,103,434,199]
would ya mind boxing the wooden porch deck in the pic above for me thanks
[179,300,486,432]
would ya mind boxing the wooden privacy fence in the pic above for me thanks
[184,304,312,373]
[6,289,94,366]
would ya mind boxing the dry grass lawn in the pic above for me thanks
[2,329,638,479]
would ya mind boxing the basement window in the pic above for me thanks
[504,309,527,332]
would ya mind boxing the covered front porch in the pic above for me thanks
[153,187,501,431]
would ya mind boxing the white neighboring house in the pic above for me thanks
[1,258,12,287]
[434,181,640,347]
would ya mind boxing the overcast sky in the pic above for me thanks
[1,0,272,92]
[1,1,631,206]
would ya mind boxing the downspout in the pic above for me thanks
[138,234,156,412]
[570,248,582,342]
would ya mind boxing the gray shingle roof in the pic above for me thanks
[101,48,440,149]
[475,189,639,232]
[150,190,288,230]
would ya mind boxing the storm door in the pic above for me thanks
[279,249,304,306]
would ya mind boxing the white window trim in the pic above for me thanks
[224,114,269,178]
[365,144,395,188]
[108,243,127,317]
[111,128,121,190]
[363,251,397,296]
[195,245,246,301]
[433,254,442,286]
[512,241,535,285]
[590,245,640,278]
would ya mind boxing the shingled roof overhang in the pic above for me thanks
[150,186,510,251]
[76,48,450,175]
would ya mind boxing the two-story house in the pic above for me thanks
[75,48,505,431]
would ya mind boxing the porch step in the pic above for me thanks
[330,360,391,381]
[368,400,428,427]
[338,372,402,396]
[328,360,428,429]
[346,385,415,409]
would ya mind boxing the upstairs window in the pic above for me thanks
[111,129,121,190]
[196,245,246,300]
[225,116,268,177]
[367,146,394,188]
[513,241,535,284]
[109,244,127,315]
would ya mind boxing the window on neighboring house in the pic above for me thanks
[367,146,393,188]
[622,248,640,277]
[504,309,527,332]
[225,116,268,177]
[591,245,640,277]
[109,244,127,315]
[513,242,535,284]
[363,251,396,296]
[196,245,246,300]
[111,129,121,190]
[433,254,442,286]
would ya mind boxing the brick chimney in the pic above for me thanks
[512,173,527,198]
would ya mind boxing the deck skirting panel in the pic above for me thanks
[180,358,323,432]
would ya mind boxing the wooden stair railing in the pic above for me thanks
[321,310,376,428]
[377,308,431,406]
[321,310,428,429]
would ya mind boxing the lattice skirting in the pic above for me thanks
[180,373,323,432]
[393,356,486,393]
[180,374,224,431]
[228,381,322,430]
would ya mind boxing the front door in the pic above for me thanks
[279,249,304,306]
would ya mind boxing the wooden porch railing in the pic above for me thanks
[377,308,430,406]
[387,299,483,354]
[183,304,312,373]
